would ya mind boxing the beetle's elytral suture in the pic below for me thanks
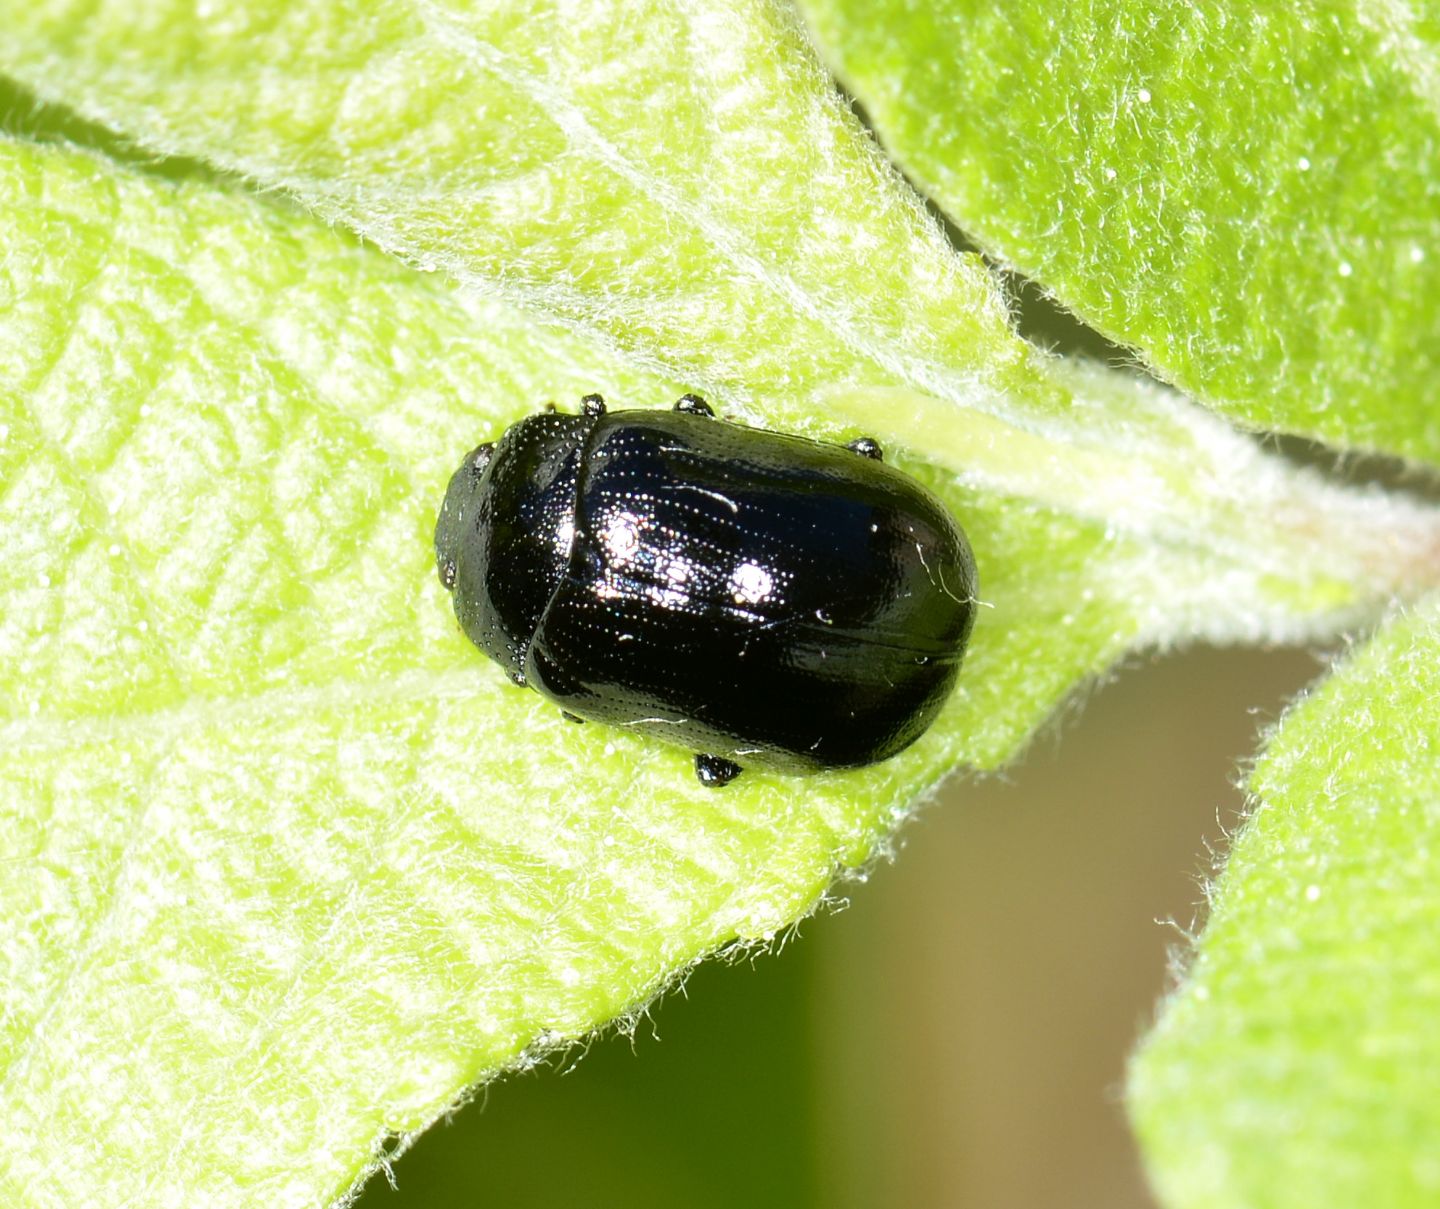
[435,395,977,788]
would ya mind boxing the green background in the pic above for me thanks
[359,645,1317,1209]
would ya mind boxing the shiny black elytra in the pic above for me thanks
[434,394,977,786]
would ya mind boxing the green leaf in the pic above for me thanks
[1,3,1439,1205]
[0,0,1032,419]
[0,0,1435,635]
[1130,594,1440,1208]
[0,132,1195,1209]
[799,0,1440,465]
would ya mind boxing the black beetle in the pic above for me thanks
[434,394,977,787]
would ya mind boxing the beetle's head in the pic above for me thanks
[434,441,494,591]
[434,413,596,682]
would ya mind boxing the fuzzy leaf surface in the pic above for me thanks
[1130,595,1440,1208]
[0,0,1432,644]
[0,132,1362,1209]
[800,0,1440,464]
[2,3,1440,1206]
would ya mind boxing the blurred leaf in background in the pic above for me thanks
[1133,598,1440,1209]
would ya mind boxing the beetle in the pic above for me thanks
[434,393,977,787]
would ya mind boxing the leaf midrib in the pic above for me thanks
[0,664,485,760]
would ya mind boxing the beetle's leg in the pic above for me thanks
[846,436,884,461]
[580,393,607,417]
[561,710,586,725]
[674,394,715,417]
[694,753,742,787]
[508,669,528,688]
